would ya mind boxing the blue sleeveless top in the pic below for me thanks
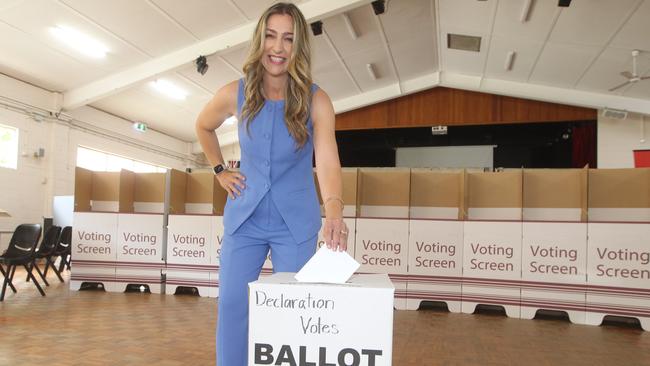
[222,79,322,242]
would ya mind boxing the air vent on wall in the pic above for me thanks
[602,108,628,120]
[447,33,481,52]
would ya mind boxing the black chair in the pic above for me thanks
[0,224,43,301]
[52,226,72,273]
[26,225,62,286]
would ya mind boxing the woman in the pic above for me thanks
[195,3,348,365]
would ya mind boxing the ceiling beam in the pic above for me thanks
[62,0,374,111]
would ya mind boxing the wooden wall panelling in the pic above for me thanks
[390,88,451,128]
[334,87,597,131]
[499,95,596,123]
[335,102,390,130]
[449,88,499,125]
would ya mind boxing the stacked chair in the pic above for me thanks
[0,224,43,301]
[54,226,72,273]
[28,225,63,285]
[42,225,72,280]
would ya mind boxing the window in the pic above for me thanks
[76,146,167,173]
[0,124,18,169]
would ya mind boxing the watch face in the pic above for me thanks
[213,164,225,174]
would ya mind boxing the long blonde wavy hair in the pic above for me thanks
[240,2,313,148]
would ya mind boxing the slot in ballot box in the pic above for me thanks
[248,272,394,366]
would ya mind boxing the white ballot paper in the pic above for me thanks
[295,246,360,283]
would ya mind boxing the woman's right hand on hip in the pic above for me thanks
[216,171,246,199]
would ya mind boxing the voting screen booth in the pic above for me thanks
[71,167,650,331]
[461,170,523,318]
[520,169,588,324]
[406,169,465,312]
[71,167,132,292]
[166,170,227,297]
[354,168,410,310]
[585,169,650,330]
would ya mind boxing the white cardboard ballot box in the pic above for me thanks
[248,272,395,366]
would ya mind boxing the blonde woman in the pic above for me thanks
[195,3,348,365]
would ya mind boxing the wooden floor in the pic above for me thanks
[2,268,650,366]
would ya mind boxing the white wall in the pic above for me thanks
[0,74,197,251]
[598,111,650,168]
[0,107,50,249]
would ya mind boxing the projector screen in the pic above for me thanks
[395,145,495,169]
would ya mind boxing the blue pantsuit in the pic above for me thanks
[216,79,322,365]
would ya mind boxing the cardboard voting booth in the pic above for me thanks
[406,169,464,312]
[521,221,587,322]
[166,171,227,297]
[522,169,587,222]
[88,169,135,213]
[70,211,119,292]
[520,169,588,323]
[71,167,134,292]
[586,223,650,330]
[166,213,214,296]
[354,168,410,309]
[585,168,650,329]
[588,168,650,222]
[462,170,522,318]
[115,172,167,293]
[315,168,358,258]
[249,273,394,366]
[116,213,165,293]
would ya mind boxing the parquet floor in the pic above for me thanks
[1,268,649,366]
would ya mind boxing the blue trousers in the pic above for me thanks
[217,194,316,366]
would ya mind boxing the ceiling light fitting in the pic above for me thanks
[520,0,533,22]
[504,51,516,71]
[558,0,571,7]
[366,63,378,80]
[49,25,108,59]
[310,21,323,36]
[196,55,209,75]
[150,79,188,100]
[371,0,385,15]
[342,13,358,40]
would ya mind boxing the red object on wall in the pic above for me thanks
[633,150,650,168]
[572,122,597,168]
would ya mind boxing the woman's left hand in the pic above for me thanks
[323,217,348,252]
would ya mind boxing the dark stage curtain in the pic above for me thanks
[571,122,597,168]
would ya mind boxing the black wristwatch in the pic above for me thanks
[213,163,228,175]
